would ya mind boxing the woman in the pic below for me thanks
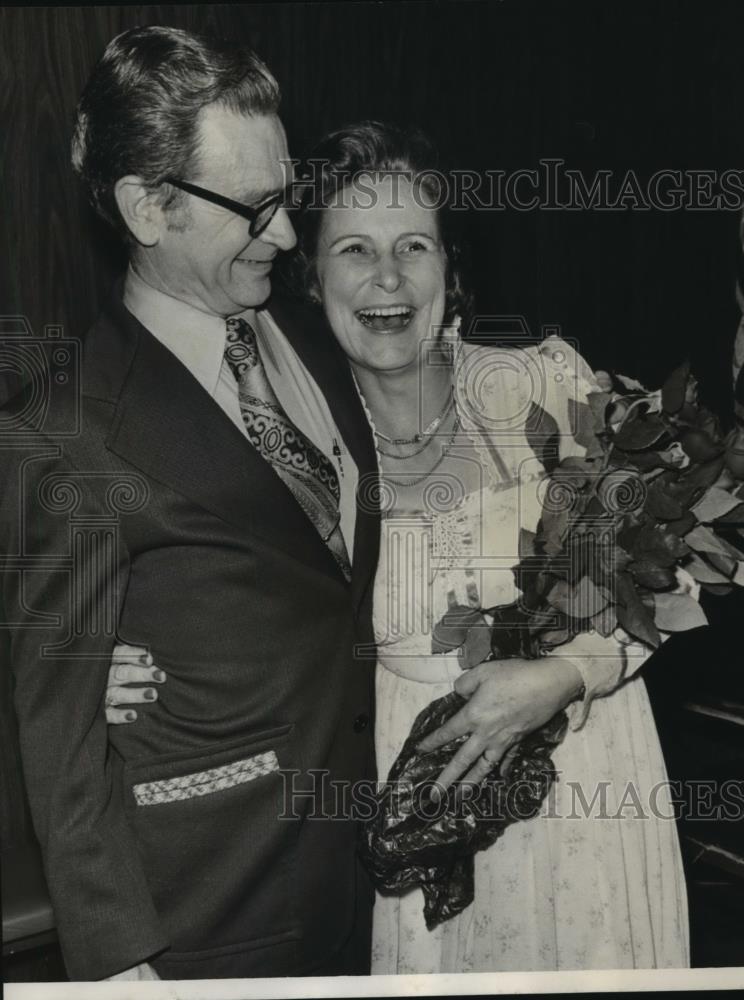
[105,121,689,972]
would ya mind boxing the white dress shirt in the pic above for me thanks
[122,267,358,558]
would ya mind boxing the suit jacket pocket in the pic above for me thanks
[123,725,301,956]
[131,748,280,806]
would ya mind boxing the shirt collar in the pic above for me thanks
[122,266,257,396]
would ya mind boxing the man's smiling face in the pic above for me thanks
[150,106,297,316]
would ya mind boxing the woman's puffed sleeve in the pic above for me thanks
[532,334,600,460]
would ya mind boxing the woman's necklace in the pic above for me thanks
[376,433,439,460]
[382,412,461,487]
[374,386,454,446]
[349,357,461,486]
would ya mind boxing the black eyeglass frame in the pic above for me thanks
[162,176,288,237]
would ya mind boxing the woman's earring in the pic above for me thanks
[305,263,323,305]
[441,315,461,362]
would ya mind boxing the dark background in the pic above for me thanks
[2,0,744,398]
[3,0,744,972]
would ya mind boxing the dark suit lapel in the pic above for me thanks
[92,294,345,577]
[264,296,381,615]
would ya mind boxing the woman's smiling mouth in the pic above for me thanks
[235,256,275,270]
[355,305,416,332]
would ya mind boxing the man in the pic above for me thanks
[0,26,379,980]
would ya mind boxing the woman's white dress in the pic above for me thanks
[368,336,690,973]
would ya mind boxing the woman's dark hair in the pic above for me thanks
[71,26,280,237]
[292,120,472,327]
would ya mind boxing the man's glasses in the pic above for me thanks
[162,176,296,238]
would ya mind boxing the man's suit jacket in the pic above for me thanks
[0,287,380,980]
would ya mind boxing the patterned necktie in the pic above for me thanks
[224,316,351,581]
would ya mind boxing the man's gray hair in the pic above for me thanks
[71,25,281,236]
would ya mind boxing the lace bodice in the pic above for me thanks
[366,335,646,713]
[371,334,593,657]
[373,476,540,658]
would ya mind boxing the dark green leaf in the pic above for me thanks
[677,454,726,493]
[614,414,669,452]
[617,519,646,554]
[628,559,677,590]
[665,510,697,537]
[587,391,611,428]
[600,543,633,576]
[640,590,657,614]
[518,528,536,557]
[684,524,738,558]
[458,624,493,669]
[701,583,734,596]
[512,555,553,604]
[713,531,744,561]
[653,593,707,631]
[595,468,646,520]
[676,402,698,424]
[684,552,730,585]
[488,603,543,659]
[572,575,611,618]
[694,408,722,440]
[556,455,597,487]
[568,399,603,454]
[538,625,573,648]
[432,605,485,653]
[735,364,744,410]
[616,375,650,393]
[664,480,704,511]
[679,429,723,464]
[632,525,689,566]
[661,361,690,414]
[567,531,598,580]
[525,605,562,633]
[691,487,743,523]
[644,482,684,521]
[525,401,561,474]
[584,495,606,518]
[611,448,677,472]
[546,579,572,614]
[616,573,661,648]
[592,604,618,637]
[706,551,737,579]
[540,507,570,557]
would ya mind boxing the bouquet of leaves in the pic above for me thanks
[361,360,744,927]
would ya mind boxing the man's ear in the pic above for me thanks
[114,176,165,246]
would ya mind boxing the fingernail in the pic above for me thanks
[153,670,165,683]
[126,711,137,721]
[138,653,150,664]
[143,688,156,701]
